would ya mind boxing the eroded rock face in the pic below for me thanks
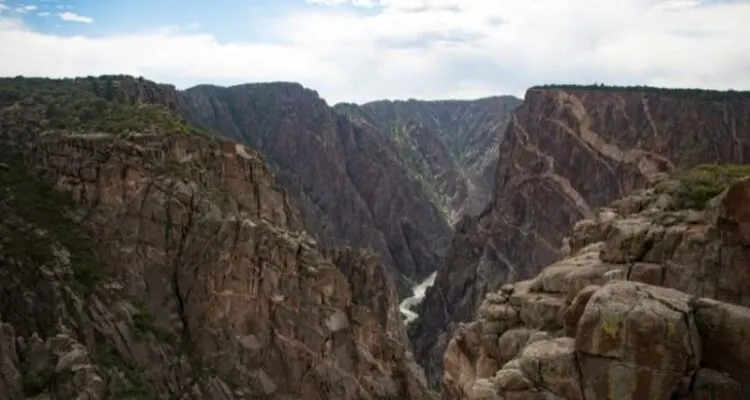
[441,177,750,399]
[179,84,454,296]
[0,127,432,399]
[336,97,521,224]
[411,87,750,385]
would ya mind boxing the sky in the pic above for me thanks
[0,0,748,104]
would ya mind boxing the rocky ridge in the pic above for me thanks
[411,86,750,386]
[442,168,750,399]
[0,76,432,399]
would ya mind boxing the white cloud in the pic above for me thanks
[57,11,91,23]
[37,11,49,16]
[0,4,8,11]
[24,5,38,11]
[1,0,749,103]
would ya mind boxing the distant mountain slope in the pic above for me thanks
[336,97,520,224]
[410,84,750,387]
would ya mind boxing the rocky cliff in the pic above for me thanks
[411,86,750,387]
[335,97,521,224]
[442,166,750,399]
[178,84,453,295]
[0,76,432,399]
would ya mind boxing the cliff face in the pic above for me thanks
[0,77,432,399]
[411,87,750,387]
[179,84,452,295]
[336,97,521,224]
[442,167,750,399]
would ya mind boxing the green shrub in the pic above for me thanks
[22,368,53,396]
[0,157,105,293]
[0,76,194,135]
[672,164,750,210]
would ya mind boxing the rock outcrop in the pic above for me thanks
[336,97,521,224]
[442,170,750,399]
[179,84,453,296]
[411,86,750,386]
[0,76,432,399]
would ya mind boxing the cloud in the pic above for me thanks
[1,0,749,103]
[57,11,91,23]
[37,11,49,16]
[24,5,38,11]
[0,4,8,11]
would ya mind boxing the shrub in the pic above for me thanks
[672,164,750,210]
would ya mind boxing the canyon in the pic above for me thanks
[178,84,520,297]
[2,75,750,399]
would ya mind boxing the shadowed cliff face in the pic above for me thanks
[336,97,521,225]
[411,87,750,387]
[178,84,453,295]
[0,76,433,400]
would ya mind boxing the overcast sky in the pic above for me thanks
[0,0,748,103]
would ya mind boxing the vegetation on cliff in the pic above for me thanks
[667,164,750,210]
[533,83,750,100]
[0,76,193,134]
[0,156,105,293]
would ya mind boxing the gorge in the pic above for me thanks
[1,75,750,399]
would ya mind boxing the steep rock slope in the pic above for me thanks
[179,84,452,295]
[0,76,432,399]
[442,167,750,399]
[336,97,521,224]
[411,86,750,387]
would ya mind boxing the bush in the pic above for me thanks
[672,164,750,210]
[0,76,193,135]
[0,157,105,293]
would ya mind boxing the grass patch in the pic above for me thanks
[0,157,105,293]
[671,164,750,210]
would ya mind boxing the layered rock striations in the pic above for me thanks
[411,86,750,387]
[336,96,521,224]
[179,84,453,295]
[0,76,432,399]
[442,168,750,399]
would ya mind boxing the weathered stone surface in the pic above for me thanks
[575,282,701,400]
[441,175,750,399]
[714,177,750,246]
[686,369,742,400]
[412,87,750,385]
[693,298,750,390]
[515,338,581,400]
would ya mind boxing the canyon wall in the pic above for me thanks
[410,86,750,387]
